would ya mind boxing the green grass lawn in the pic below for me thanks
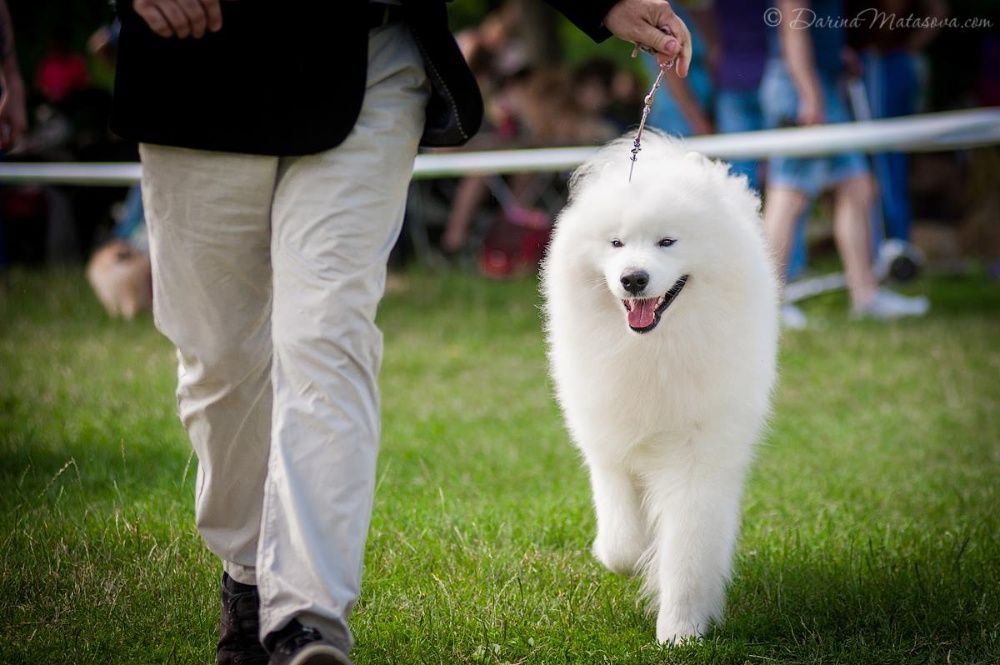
[1,267,998,664]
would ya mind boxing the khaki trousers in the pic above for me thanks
[140,23,428,651]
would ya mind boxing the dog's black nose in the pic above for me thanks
[621,270,649,294]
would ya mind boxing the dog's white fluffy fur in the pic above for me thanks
[541,133,779,643]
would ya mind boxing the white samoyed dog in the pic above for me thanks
[541,133,779,643]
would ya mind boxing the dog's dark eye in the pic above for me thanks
[611,239,624,248]
[658,238,677,248]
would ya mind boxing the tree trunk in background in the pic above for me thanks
[513,0,561,65]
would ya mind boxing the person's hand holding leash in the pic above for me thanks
[604,0,693,77]
[134,0,692,78]
[133,0,223,39]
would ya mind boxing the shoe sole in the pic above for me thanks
[283,643,352,665]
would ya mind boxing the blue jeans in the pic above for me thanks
[716,87,809,280]
[862,49,918,242]
[760,59,869,197]
[715,88,764,189]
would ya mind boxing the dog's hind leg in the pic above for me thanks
[643,454,748,643]
[586,457,649,576]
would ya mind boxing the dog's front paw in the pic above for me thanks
[655,611,708,645]
[591,533,644,576]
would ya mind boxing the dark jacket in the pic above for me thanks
[111,0,618,156]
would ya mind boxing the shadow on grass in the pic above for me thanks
[715,529,999,662]
[0,427,194,509]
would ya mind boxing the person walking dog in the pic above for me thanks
[111,1,691,663]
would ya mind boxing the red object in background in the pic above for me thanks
[35,51,90,104]
[478,205,551,279]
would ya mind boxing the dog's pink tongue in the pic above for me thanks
[628,299,657,329]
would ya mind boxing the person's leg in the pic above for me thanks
[864,49,916,242]
[763,184,812,328]
[823,72,928,319]
[833,172,929,319]
[882,51,918,242]
[762,185,810,280]
[832,174,879,307]
[785,209,810,281]
[725,80,808,280]
[879,150,911,241]
[257,21,429,653]
[441,175,488,253]
[140,143,277,586]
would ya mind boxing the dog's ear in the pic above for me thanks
[684,151,706,164]
[570,159,617,198]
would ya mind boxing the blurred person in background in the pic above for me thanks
[645,2,713,136]
[709,0,766,183]
[111,1,692,664]
[0,0,26,270]
[86,17,148,254]
[573,58,617,127]
[709,0,810,282]
[455,0,528,114]
[83,28,151,328]
[511,67,618,145]
[572,57,639,132]
[442,2,532,256]
[761,0,929,327]
[0,0,26,153]
[848,0,946,249]
[441,65,616,256]
[607,66,645,129]
[88,19,123,69]
[442,5,623,257]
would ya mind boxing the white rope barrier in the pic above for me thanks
[0,162,142,187]
[0,108,996,187]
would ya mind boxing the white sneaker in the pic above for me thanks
[781,303,808,330]
[853,289,930,320]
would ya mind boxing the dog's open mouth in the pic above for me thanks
[622,275,689,333]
